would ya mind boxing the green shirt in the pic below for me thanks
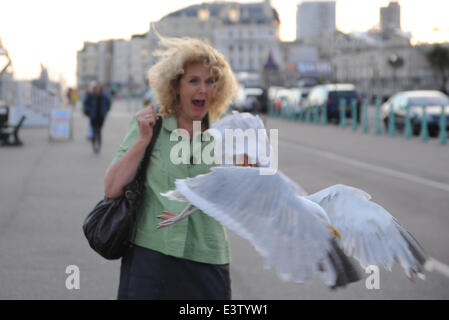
[110,114,230,265]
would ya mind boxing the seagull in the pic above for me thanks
[156,112,429,289]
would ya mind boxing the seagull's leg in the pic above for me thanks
[157,204,198,229]
[157,211,177,220]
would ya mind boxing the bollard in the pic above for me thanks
[289,105,294,120]
[361,98,369,133]
[298,107,304,122]
[420,105,429,142]
[339,98,346,129]
[388,103,396,136]
[305,106,312,123]
[351,98,358,131]
[439,104,447,145]
[314,104,319,125]
[375,98,382,135]
[404,103,412,139]
[321,103,328,125]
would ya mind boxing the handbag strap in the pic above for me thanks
[134,117,163,187]
[128,117,162,245]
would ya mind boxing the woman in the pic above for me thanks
[104,36,238,299]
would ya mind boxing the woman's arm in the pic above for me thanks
[104,105,158,198]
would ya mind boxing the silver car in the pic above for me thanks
[381,90,449,137]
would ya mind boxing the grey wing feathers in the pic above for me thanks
[306,184,428,279]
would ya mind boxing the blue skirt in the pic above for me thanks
[117,245,231,300]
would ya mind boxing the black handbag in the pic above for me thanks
[82,117,162,260]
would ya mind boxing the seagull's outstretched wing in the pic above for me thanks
[305,184,428,279]
[172,167,360,288]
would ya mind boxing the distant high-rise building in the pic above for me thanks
[380,1,401,33]
[296,1,336,41]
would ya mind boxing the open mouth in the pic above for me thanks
[192,99,206,108]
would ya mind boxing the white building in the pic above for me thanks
[129,34,150,94]
[214,22,282,74]
[153,3,224,42]
[153,0,281,85]
[77,42,98,89]
[77,1,282,91]
[97,40,113,87]
[111,39,130,89]
[297,1,336,41]
[332,43,436,100]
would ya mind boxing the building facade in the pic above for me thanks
[332,39,437,100]
[77,42,98,89]
[154,0,281,85]
[77,0,282,92]
[380,1,401,33]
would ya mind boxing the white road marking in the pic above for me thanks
[280,138,449,193]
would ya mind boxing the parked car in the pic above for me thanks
[305,83,361,122]
[273,88,295,114]
[267,86,288,113]
[381,90,449,137]
[275,88,310,116]
[233,86,264,113]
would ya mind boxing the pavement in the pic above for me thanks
[1,99,448,299]
[0,100,137,299]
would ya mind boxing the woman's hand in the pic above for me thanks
[136,104,159,143]
[104,104,159,198]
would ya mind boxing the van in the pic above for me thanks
[305,84,361,122]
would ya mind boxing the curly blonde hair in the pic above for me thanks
[148,36,238,121]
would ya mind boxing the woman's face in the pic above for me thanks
[177,62,216,122]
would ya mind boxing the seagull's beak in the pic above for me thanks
[328,226,341,240]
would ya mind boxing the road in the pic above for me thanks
[0,100,448,299]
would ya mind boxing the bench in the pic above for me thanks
[0,114,27,146]
[0,105,8,129]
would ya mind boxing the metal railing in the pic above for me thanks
[268,99,448,145]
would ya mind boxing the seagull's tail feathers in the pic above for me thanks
[327,239,362,290]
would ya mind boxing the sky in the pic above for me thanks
[1,0,449,86]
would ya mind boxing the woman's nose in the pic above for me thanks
[198,82,207,93]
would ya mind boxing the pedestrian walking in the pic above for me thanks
[103,36,238,299]
[83,82,111,154]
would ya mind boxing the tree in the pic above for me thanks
[425,45,449,93]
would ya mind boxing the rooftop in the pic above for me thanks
[163,1,280,25]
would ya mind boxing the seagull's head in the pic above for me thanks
[209,111,272,167]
